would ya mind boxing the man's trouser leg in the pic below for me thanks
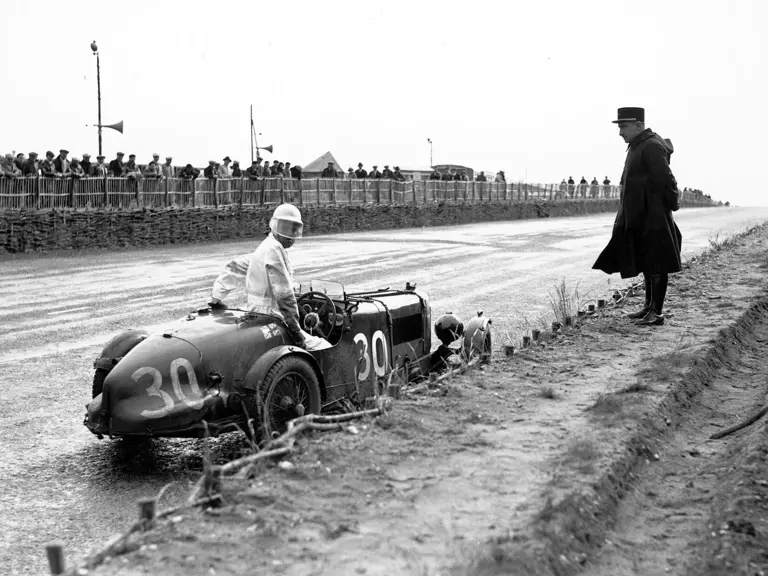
[651,273,669,315]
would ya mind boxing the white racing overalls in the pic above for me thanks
[211,234,330,350]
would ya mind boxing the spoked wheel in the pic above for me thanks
[92,368,109,398]
[259,356,321,440]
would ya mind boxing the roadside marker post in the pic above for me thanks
[45,542,65,574]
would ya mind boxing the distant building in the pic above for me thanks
[431,164,475,181]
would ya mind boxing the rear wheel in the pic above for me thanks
[259,356,321,440]
[92,368,109,398]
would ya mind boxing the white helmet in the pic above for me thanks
[270,203,303,239]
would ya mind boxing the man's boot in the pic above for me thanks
[627,274,652,319]
[637,273,667,326]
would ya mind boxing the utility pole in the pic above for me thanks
[427,138,433,167]
[91,41,102,156]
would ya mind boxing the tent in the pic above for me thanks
[302,151,345,177]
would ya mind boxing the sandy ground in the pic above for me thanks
[2,206,768,576]
[81,222,768,576]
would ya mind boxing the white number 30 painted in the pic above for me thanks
[353,330,389,381]
[133,358,206,419]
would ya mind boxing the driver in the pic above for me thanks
[210,203,329,350]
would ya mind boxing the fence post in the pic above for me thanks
[279,177,285,204]
[68,178,75,208]
[349,177,353,204]
[239,177,244,206]
[164,176,170,207]
[191,179,196,207]
[260,178,265,206]
[33,176,41,210]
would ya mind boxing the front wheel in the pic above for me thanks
[259,356,321,440]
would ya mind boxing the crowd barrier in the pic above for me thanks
[0,177,716,210]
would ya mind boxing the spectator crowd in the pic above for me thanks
[0,150,709,201]
[0,150,510,184]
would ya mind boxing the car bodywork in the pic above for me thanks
[84,281,488,440]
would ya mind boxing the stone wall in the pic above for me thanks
[0,199,706,254]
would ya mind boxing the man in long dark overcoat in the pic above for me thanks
[593,107,682,326]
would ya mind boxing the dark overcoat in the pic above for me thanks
[593,129,682,279]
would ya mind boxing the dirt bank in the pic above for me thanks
[64,224,768,576]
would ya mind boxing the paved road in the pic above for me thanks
[2,206,767,575]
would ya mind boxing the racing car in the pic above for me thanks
[84,280,492,441]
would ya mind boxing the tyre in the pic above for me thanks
[259,356,321,440]
[92,368,109,398]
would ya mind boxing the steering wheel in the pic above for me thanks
[297,291,338,340]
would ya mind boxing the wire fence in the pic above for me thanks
[0,177,717,211]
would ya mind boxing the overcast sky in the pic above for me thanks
[2,0,765,205]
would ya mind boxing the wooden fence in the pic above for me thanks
[0,177,716,210]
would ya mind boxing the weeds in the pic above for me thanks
[618,381,652,394]
[547,278,581,325]
[588,393,624,415]
[635,349,693,382]
[539,385,557,399]
[562,438,599,474]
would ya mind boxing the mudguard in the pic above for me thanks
[461,313,492,364]
[93,329,150,372]
[240,345,326,399]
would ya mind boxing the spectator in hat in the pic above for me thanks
[245,160,262,179]
[593,106,682,327]
[592,177,601,196]
[602,176,612,198]
[80,153,92,177]
[54,149,70,175]
[475,171,487,182]
[346,167,355,179]
[204,160,218,179]
[440,170,452,181]
[578,176,588,197]
[290,164,303,179]
[124,154,139,172]
[23,153,40,177]
[321,161,338,178]
[41,151,58,178]
[70,158,86,179]
[354,162,368,179]
[1,154,21,178]
[14,153,26,172]
[558,178,567,199]
[231,161,242,178]
[494,170,506,183]
[179,163,200,180]
[262,160,271,176]
[381,165,395,179]
[369,165,381,179]
[393,166,405,181]
[567,176,575,197]
[162,157,174,179]
[273,162,285,177]
[93,155,108,177]
[109,152,125,177]
[143,154,162,179]
[429,168,441,180]
[220,156,232,178]
[452,170,462,181]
